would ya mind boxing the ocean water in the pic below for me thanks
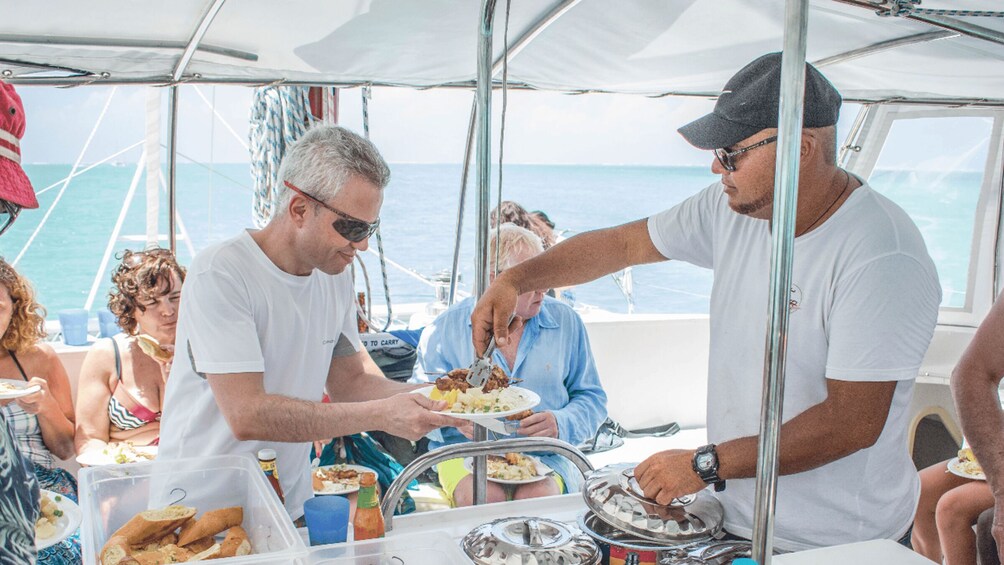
[6,163,978,320]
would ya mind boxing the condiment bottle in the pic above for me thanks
[357,291,369,333]
[352,472,385,540]
[257,448,285,505]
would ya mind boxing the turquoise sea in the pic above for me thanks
[4,163,979,319]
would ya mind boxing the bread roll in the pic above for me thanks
[177,506,243,546]
[187,543,221,561]
[109,505,196,547]
[100,535,134,565]
[219,526,252,558]
[132,544,193,565]
[182,535,215,553]
[136,334,173,363]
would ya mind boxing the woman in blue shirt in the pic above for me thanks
[413,223,607,506]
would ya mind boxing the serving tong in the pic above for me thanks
[466,313,515,387]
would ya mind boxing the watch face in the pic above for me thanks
[696,452,714,471]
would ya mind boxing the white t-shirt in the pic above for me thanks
[159,230,361,519]
[648,182,941,552]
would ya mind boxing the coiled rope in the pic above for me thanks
[249,86,312,228]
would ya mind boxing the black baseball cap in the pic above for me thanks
[678,52,842,150]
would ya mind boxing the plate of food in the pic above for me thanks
[312,463,376,495]
[417,368,539,420]
[75,442,157,466]
[35,489,82,550]
[463,453,553,485]
[0,378,41,400]
[948,447,986,481]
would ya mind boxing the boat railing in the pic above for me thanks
[380,437,593,531]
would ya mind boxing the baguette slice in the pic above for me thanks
[177,506,243,546]
[136,334,173,363]
[219,526,252,558]
[110,505,196,547]
[100,535,134,565]
[188,543,222,561]
[182,535,215,553]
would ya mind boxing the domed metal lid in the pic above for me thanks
[582,463,724,542]
[462,516,601,565]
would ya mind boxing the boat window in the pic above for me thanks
[866,116,993,309]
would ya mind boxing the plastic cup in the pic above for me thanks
[303,495,350,546]
[97,309,121,338]
[58,308,90,346]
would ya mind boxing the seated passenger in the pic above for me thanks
[491,200,556,249]
[75,248,185,457]
[412,223,607,506]
[0,257,80,563]
[913,450,994,564]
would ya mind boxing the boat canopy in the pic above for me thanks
[3,0,1003,104]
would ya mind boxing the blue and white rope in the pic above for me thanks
[249,86,312,227]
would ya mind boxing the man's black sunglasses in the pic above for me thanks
[713,135,779,172]
[283,180,380,243]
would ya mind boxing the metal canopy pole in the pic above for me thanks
[472,0,499,507]
[750,0,810,562]
[166,86,180,254]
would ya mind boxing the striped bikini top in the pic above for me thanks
[107,338,161,431]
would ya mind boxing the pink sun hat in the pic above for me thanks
[0,81,39,209]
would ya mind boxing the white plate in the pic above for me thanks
[463,455,553,485]
[948,456,986,481]
[0,379,41,400]
[416,385,540,420]
[312,464,377,495]
[75,444,158,466]
[35,489,82,550]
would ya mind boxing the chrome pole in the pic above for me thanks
[751,0,809,562]
[472,0,498,507]
[167,85,179,254]
[448,100,477,306]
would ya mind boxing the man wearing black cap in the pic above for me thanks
[0,80,42,565]
[471,52,941,551]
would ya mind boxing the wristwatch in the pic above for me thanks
[692,444,726,492]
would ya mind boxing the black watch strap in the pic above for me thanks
[693,443,726,492]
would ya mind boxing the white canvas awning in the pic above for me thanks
[3,0,1003,103]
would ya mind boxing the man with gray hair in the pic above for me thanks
[160,125,463,520]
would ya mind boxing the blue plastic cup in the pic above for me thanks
[58,309,90,346]
[303,495,350,546]
[97,309,121,338]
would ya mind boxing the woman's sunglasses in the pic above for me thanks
[122,248,174,269]
[0,200,22,238]
[283,180,380,243]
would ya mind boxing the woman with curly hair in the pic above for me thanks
[0,257,80,563]
[75,248,185,458]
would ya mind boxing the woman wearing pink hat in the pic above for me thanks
[0,80,45,565]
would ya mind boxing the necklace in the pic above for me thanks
[797,170,852,237]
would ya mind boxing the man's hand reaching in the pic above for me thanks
[471,274,523,355]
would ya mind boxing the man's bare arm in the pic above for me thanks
[719,379,896,477]
[636,379,897,504]
[473,219,664,352]
[953,296,1004,498]
[208,371,462,442]
[326,348,423,403]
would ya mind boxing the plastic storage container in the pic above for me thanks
[307,531,468,564]
[79,453,307,564]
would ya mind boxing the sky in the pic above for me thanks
[17,84,720,167]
